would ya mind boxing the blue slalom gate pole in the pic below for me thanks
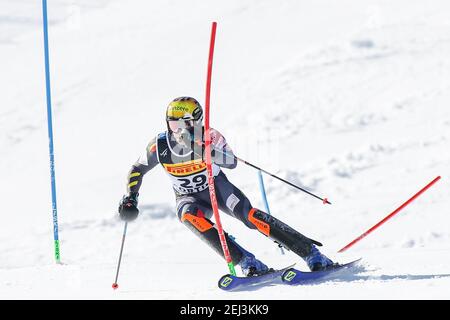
[257,170,271,214]
[257,170,284,255]
[42,0,61,263]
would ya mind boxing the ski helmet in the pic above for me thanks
[166,97,203,133]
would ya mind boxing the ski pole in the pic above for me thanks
[238,155,330,204]
[207,144,331,205]
[112,222,128,290]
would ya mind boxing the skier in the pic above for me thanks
[118,96,335,276]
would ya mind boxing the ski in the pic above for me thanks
[281,259,362,285]
[218,264,295,291]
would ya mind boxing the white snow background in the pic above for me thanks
[0,0,449,299]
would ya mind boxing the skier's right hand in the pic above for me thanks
[118,193,139,222]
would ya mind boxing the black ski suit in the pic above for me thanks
[126,128,321,265]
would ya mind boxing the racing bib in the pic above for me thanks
[163,160,209,194]
[156,132,221,195]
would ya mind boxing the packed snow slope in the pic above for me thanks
[1,0,449,299]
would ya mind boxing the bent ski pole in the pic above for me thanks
[112,222,128,290]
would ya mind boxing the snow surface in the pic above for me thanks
[1,0,449,299]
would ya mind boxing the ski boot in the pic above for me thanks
[239,252,271,277]
[304,244,335,271]
[245,209,335,272]
[229,236,271,277]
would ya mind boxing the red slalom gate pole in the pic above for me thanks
[204,22,236,276]
[338,176,441,253]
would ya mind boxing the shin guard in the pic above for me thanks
[248,208,322,257]
[181,213,243,265]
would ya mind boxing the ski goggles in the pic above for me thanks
[167,119,195,132]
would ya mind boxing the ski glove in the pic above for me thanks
[119,193,139,222]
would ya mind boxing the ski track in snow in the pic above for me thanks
[1,0,450,299]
